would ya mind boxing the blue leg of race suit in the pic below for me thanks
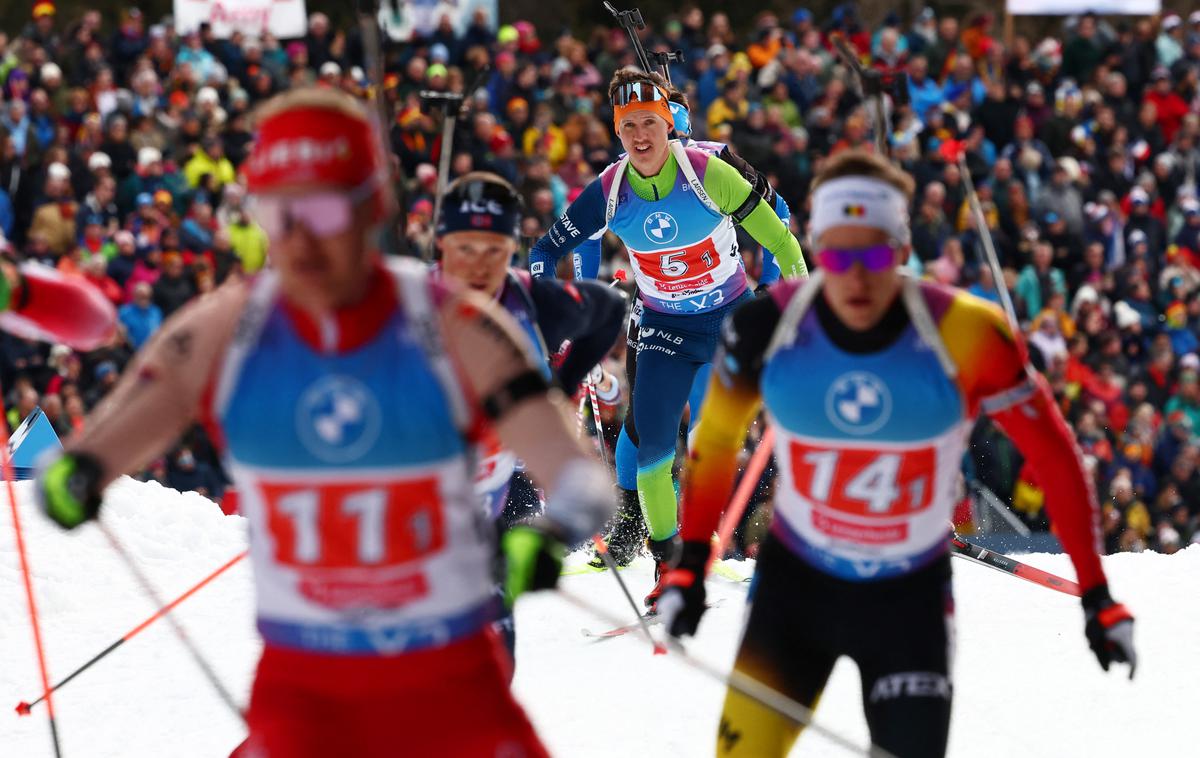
[618,363,709,491]
[615,424,639,490]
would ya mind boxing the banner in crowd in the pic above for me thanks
[1008,0,1159,14]
[378,0,498,41]
[173,0,308,39]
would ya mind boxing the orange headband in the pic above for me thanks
[613,98,673,133]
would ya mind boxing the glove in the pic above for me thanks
[657,540,712,638]
[1081,583,1136,679]
[38,452,106,529]
[501,524,566,607]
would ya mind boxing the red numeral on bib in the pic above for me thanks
[789,442,934,517]
[261,479,445,569]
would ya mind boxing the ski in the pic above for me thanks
[581,599,725,640]
[950,534,1082,597]
[581,611,662,640]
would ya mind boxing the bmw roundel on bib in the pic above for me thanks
[644,211,679,245]
[825,371,892,436]
[296,374,383,464]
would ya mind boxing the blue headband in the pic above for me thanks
[436,179,522,238]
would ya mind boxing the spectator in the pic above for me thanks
[117,281,162,349]
[1016,242,1067,319]
[28,162,77,257]
[152,252,196,317]
[183,134,235,190]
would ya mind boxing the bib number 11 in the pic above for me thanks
[262,479,445,568]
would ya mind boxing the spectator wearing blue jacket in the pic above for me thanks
[118,282,162,349]
[907,56,944,125]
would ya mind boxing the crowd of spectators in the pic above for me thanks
[1,2,1199,554]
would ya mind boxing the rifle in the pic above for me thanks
[357,0,409,256]
[603,1,685,82]
[421,64,491,257]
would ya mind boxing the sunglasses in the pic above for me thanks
[611,81,668,107]
[246,178,376,239]
[815,244,898,273]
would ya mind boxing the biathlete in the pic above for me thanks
[434,170,626,656]
[36,88,613,758]
[529,68,806,606]
[584,88,796,567]
[660,151,1136,757]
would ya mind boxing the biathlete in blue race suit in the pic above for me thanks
[529,68,807,607]
[534,85,796,571]
[36,88,614,758]
[435,170,626,660]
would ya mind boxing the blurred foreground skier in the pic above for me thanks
[36,88,612,758]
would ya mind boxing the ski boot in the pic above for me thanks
[644,535,681,612]
[589,487,647,568]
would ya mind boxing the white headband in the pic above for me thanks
[810,176,910,246]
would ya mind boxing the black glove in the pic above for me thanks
[657,540,712,638]
[1081,583,1136,679]
[37,452,105,529]
[501,524,565,607]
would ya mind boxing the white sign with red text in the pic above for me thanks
[1008,0,1159,14]
[174,0,308,39]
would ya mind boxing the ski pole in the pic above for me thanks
[579,269,626,452]
[589,535,665,654]
[557,587,894,758]
[585,379,611,469]
[713,425,775,562]
[2,414,63,756]
[98,521,247,724]
[16,548,248,715]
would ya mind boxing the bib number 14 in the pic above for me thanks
[791,443,934,517]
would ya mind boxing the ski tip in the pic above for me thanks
[15,701,32,716]
[653,644,668,656]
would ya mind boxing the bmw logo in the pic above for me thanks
[644,211,679,244]
[296,375,382,463]
[825,371,892,435]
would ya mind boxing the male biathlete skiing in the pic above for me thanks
[660,150,1136,757]
[435,170,625,656]
[568,84,797,568]
[529,68,806,606]
[35,88,612,757]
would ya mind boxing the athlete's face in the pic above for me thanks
[817,225,907,331]
[439,230,515,297]
[618,113,670,177]
[260,182,377,313]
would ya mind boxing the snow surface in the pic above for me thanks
[2,478,1195,757]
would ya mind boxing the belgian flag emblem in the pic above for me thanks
[843,204,866,217]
